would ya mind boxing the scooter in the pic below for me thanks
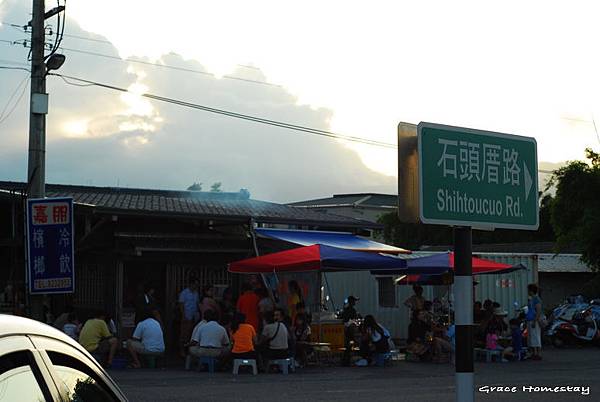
[550,307,600,348]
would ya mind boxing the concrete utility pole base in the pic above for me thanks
[454,226,473,402]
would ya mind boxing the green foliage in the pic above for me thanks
[378,212,452,250]
[581,274,600,299]
[210,182,223,192]
[187,182,202,191]
[378,193,555,250]
[547,148,600,272]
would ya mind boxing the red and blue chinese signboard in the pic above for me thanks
[26,197,75,294]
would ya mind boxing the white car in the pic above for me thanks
[0,314,127,401]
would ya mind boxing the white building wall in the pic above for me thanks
[322,271,433,340]
[323,253,538,340]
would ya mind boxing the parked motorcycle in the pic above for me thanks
[545,297,600,341]
[550,305,600,348]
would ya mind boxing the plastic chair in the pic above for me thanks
[233,359,257,375]
[184,355,193,370]
[374,353,391,367]
[200,356,217,373]
[143,354,160,368]
[267,358,295,375]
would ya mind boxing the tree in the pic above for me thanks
[239,188,251,199]
[547,148,600,272]
[210,182,223,192]
[187,182,202,191]
[378,193,555,250]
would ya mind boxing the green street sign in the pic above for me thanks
[418,122,539,230]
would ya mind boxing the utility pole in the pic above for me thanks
[454,226,473,402]
[28,0,47,197]
[27,0,47,321]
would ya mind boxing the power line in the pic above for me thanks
[0,75,29,125]
[562,115,600,146]
[58,46,283,87]
[1,36,283,88]
[50,72,398,148]
[0,65,30,72]
[55,74,94,87]
[3,21,273,81]
[57,31,266,71]
[0,58,30,67]
[592,116,599,145]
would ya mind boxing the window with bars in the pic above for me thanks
[377,277,396,307]
[75,263,105,308]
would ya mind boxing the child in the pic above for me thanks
[502,318,524,361]
[485,328,500,351]
[292,313,312,367]
[62,312,80,340]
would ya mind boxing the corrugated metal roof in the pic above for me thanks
[537,253,592,273]
[289,193,397,208]
[0,181,380,228]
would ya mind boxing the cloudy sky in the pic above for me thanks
[1,0,598,202]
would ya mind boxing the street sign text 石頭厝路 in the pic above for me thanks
[418,122,538,230]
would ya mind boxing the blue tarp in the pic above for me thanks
[256,228,408,253]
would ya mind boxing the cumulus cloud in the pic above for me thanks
[0,1,395,202]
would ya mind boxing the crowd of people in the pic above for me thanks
[48,278,313,370]
[404,284,455,363]
[180,279,314,371]
[339,296,395,367]
[403,282,544,363]
[48,277,545,369]
[474,283,544,361]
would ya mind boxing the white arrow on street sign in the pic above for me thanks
[524,162,533,202]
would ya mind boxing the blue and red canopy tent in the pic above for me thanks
[228,245,522,278]
[372,252,525,285]
[228,244,524,324]
[229,244,444,275]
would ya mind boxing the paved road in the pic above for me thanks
[110,348,599,402]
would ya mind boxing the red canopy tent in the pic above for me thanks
[226,244,438,274]
[383,252,525,285]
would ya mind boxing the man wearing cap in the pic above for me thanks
[340,296,359,322]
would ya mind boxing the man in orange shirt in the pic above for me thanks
[236,283,260,331]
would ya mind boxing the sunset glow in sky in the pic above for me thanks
[1,0,599,200]
[65,0,600,176]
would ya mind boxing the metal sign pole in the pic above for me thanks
[454,226,473,402]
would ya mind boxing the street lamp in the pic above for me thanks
[45,53,65,71]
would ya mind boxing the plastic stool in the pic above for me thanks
[267,358,294,375]
[143,354,162,368]
[200,356,217,373]
[374,352,393,367]
[233,359,257,375]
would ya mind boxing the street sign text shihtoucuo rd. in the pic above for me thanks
[418,122,539,230]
